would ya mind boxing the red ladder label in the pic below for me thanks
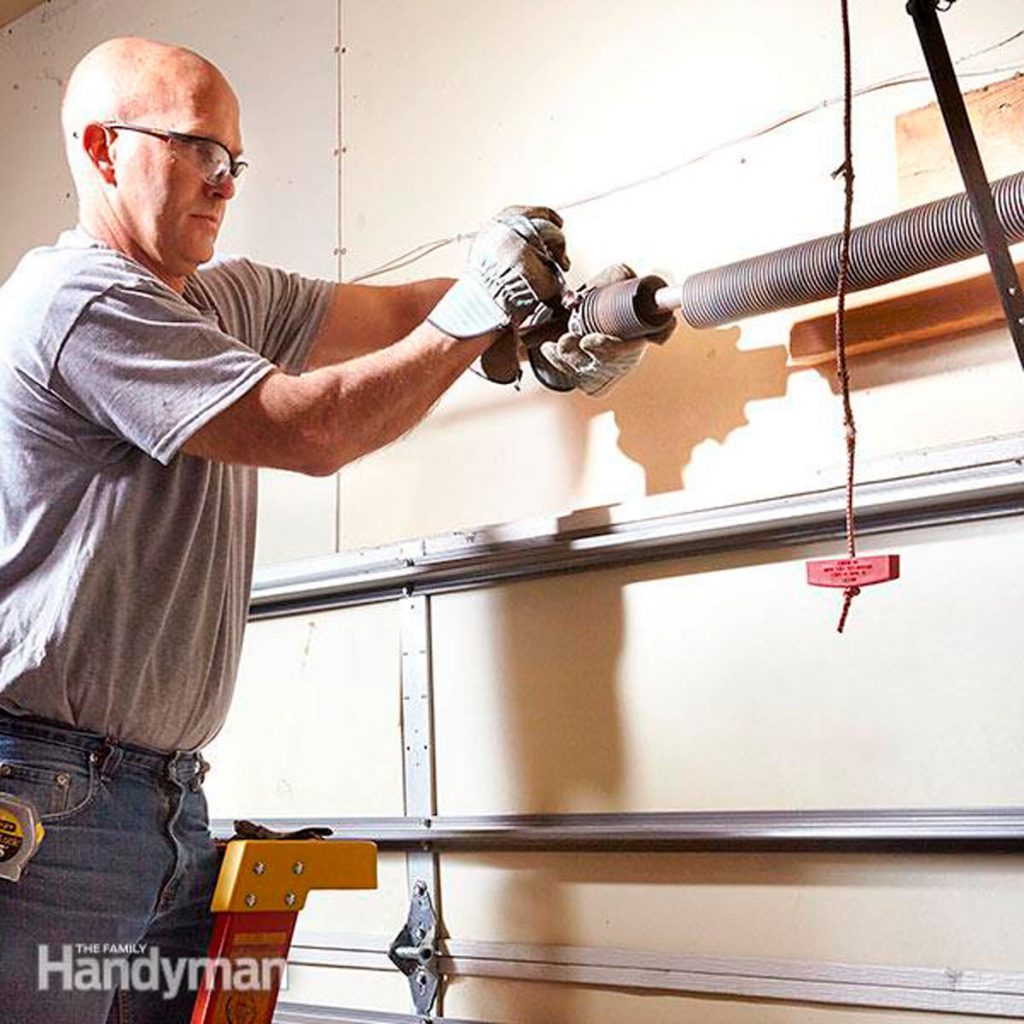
[190,910,297,1024]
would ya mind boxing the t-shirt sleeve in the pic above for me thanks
[193,258,334,372]
[48,279,276,466]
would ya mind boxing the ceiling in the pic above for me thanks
[0,0,46,30]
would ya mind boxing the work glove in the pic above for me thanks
[536,264,675,396]
[428,205,569,340]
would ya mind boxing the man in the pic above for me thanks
[0,37,656,1022]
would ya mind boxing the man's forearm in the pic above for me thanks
[306,278,455,368]
[400,277,456,326]
[182,319,491,475]
[302,321,490,473]
[184,205,568,476]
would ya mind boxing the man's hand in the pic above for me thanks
[538,264,675,396]
[427,205,569,339]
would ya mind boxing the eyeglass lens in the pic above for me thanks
[184,138,238,185]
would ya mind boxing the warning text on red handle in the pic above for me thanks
[806,555,900,588]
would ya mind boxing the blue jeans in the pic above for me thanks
[0,712,222,1023]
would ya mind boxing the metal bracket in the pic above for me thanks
[388,879,439,1016]
[906,0,1024,371]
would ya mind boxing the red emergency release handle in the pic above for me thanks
[806,554,900,588]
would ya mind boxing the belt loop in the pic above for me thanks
[90,738,123,781]
[164,752,182,784]
[190,753,211,791]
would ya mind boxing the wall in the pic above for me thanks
[0,0,44,29]
[3,1,1024,1021]
[330,0,1024,550]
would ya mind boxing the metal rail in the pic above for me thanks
[276,1007,477,1024]
[251,435,1024,619]
[284,937,1024,1019]
[213,806,1024,853]
[397,594,443,1015]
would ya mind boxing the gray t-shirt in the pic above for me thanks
[0,227,333,751]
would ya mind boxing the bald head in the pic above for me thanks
[62,38,239,188]
[62,38,244,291]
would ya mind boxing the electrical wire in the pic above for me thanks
[345,30,1024,285]
[958,27,1023,62]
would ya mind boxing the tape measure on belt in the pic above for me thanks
[0,793,45,883]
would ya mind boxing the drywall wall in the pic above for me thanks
[276,1,1024,1018]
[332,0,1024,551]
[0,0,42,29]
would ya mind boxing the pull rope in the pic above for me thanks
[833,0,860,633]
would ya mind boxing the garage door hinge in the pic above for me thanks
[389,880,439,1015]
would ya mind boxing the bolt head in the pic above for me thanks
[292,861,305,875]
[285,892,297,907]
[245,893,257,908]
[253,861,266,875]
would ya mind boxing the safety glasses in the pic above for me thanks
[102,122,248,187]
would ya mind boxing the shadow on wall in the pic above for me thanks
[481,562,630,1020]
[460,330,790,1018]
[471,556,731,1017]
[553,319,791,496]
